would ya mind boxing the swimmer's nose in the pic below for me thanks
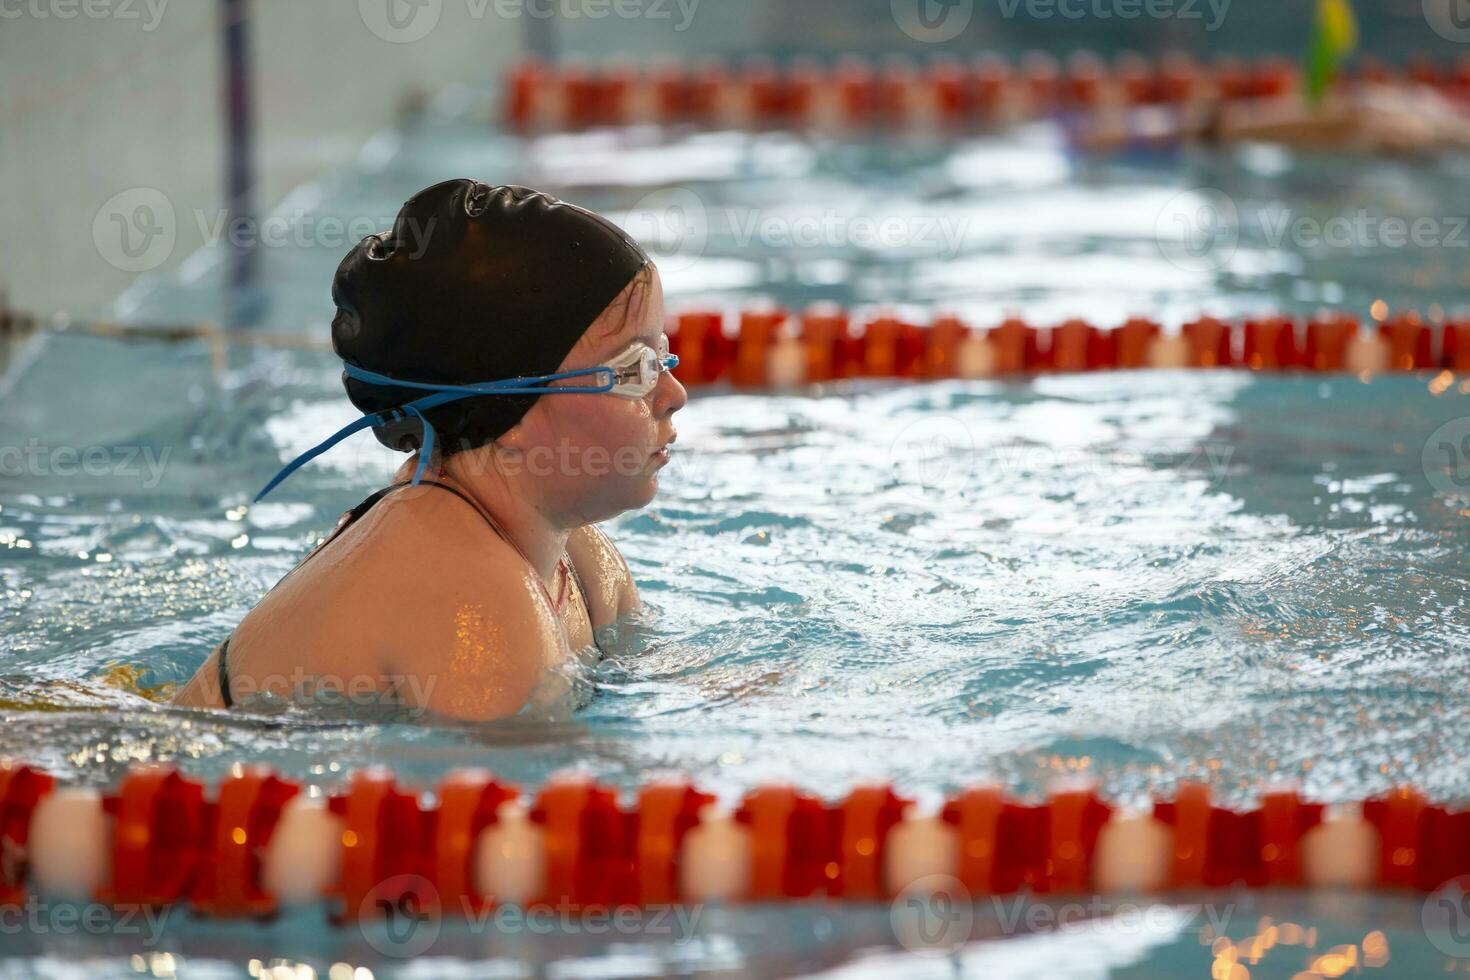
[654,367,687,417]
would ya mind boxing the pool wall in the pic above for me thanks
[0,3,525,319]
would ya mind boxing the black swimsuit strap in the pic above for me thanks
[411,479,596,623]
[215,479,599,707]
[217,636,233,708]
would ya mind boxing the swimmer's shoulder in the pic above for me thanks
[566,523,642,624]
[378,524,565,721]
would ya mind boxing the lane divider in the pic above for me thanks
[3,762,1468,920]
[504,54,1470,131]
[6,304,1464,383]
[666,307,1462,386]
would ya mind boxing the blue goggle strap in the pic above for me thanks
[252,362,630,503]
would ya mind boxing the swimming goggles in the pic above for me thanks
[254,337,678,502]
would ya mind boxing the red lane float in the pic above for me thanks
[329,769,432,921]
[832,784,911,899]
[431,769,516,917]
[504,54,1467,131]
[1443,319,1470,372]
[663,307,1461,386]
[737,783,831,899]
[636,779,714,905]
[191,766,298,918]
[100,765,210,908]
[5,763,1470,921]
[1380,312,1434,371]
[0,763,54,905]
[1305,312,1357,371]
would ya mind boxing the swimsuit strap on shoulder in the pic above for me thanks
[404,478,572,615]
[216,478,592,706]
[217,637,234,708]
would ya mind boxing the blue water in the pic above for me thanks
[2,84,1470,976]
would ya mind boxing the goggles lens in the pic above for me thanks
[605,336,677,399]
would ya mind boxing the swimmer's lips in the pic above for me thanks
[651,432,677,466]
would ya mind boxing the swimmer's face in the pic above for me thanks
[495,264,686,525]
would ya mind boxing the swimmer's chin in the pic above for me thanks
[630,474,663,509]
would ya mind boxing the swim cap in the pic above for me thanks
[331,179,651,455]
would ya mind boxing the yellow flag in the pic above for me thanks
[1306,0,1358,102]
[1319,0,1359,53]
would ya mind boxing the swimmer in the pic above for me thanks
[1076,2,1468,155]
[173,180,686,720]
[1073,81,1470,156]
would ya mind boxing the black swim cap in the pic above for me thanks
[331,179,651,455]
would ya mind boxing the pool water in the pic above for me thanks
[3,85,1470,976]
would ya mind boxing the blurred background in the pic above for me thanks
[3,3,1470,975]
[2,0,1466,320]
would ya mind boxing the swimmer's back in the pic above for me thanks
[173,480,632,717]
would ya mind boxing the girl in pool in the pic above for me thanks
[173,180,685,719]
